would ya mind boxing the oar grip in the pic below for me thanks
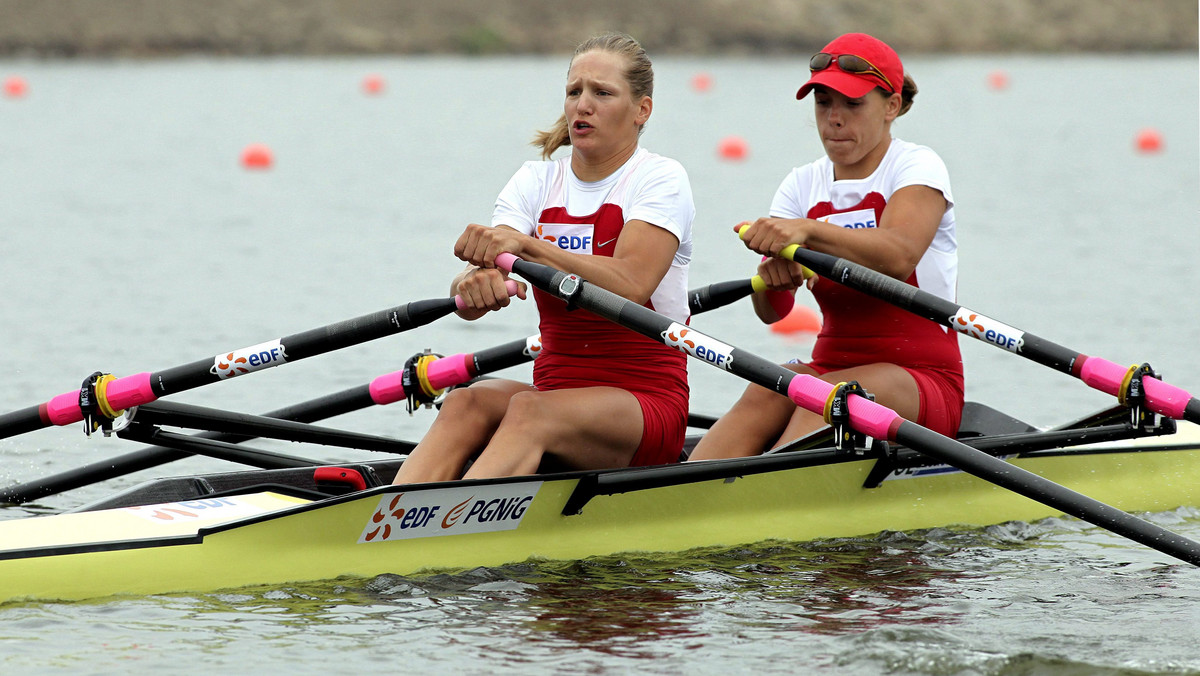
[736,224,814,279]
[453,279,520,311]
[496,252,518,273]
[785,374,903,441]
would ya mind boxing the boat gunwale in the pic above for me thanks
[2,434,1196,563]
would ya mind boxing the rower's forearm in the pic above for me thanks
[516,239,663,305]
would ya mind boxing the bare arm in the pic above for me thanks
[456,220,679,305]
[738,184,948,280]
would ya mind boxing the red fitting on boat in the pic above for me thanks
[314,467,367,493]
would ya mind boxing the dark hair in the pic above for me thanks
[532,33,655,159]
[895,73,917,116]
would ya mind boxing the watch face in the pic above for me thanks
[558,275,581,297]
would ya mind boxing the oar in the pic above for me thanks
[741,227,1200,426]
[688,275,767,314]
[0,283,519,442]
[0,336,537,504]
[496,252,1200,567]
[0,275,764,505]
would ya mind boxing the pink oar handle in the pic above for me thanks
[454,279,521,311]
[786,374,904,441]
[1078,356,1192,419]
[495,253,518,273]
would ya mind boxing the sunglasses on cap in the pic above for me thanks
[809,52,895,93]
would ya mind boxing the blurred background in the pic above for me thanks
[1,5,1199,673]
[2,0,1197,57]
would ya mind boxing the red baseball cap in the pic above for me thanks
[796,33,903,100]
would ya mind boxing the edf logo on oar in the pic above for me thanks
[210,339,289,379]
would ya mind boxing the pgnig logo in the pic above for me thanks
[359,483,543,543]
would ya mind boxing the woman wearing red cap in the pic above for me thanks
[691,33,963,459]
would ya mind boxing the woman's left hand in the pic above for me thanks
[734,218,807,257]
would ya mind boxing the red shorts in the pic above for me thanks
[628,389,688,466]
[806,362,965,438]
[534,351,688,468]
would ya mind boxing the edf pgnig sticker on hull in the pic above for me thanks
[359,483,542,542]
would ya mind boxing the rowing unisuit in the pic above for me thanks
[771,137,964,435]
[493,146,695,464]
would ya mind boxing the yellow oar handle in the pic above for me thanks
[737,224,814,280]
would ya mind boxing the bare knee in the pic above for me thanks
[437,386,507,426]
[493,391,546,438]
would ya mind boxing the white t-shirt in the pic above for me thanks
[493,147,695,322]
[770,137,957,303]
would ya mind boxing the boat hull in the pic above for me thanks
[3,428,1198,604]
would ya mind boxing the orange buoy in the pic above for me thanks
[717,135,748,161]
[690,72,713,93]
[4,76,28,98]
[1135,128,1163,154]
[362,74,385,95]
[240,143,274,170]
[986,69,1010,91]
[770,305,822,334]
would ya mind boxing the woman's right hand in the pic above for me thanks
[758,257,816,291]
[452,267,527,320]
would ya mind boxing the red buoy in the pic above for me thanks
[1135,128,1163,154]
[986,69,1010,91]
[717,135,748,161]
[770,305,822,334]
[690,72,713,93]
[362,74,385,95]
[4,76,28,98]
[240,143,274,170]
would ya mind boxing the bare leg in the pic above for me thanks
[688,362,815,460]
[391,379,534,485]
[463,386,645,479]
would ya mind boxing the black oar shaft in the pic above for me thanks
[0,385,378,504]
[688,277,760,314]
[143,298,461,400]
[503,254,1200,567]
[131,401,414,454]
[782,245,1198,424]
[0,297,460,441]
[0,278,756,505]
[894,422,1200,565]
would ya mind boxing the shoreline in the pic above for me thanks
[2,0,1196,58]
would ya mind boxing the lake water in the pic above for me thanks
[1,54,1198,674]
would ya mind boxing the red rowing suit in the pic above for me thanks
[529,155,690,466]
[806,195,964,436]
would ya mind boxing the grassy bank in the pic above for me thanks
[2,0,1197,57]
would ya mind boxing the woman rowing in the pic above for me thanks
[690,32,964,460]
[393,33,695,484]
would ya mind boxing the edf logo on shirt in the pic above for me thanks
[824,208,878,230]
[537,223,594,254]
